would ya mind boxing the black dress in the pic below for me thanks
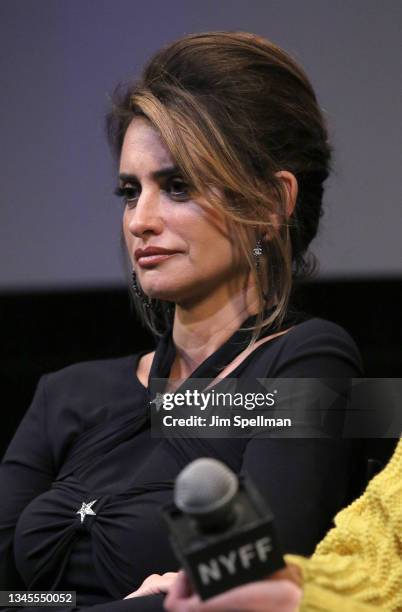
[0,310,366,611]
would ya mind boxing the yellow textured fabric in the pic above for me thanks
[285,437,402,611]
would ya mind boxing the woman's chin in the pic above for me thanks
[140,274,212,304]
[142,285,181,303]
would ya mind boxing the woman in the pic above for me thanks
[0,31,366,611]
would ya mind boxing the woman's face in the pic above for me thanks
[120,117,248,307]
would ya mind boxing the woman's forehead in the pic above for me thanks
[120,118,174,174]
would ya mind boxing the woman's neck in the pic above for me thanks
[170,282,263,381]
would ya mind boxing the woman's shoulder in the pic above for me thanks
[284,315,361,352]
[261,314,364,377]
[41,352,145,404]
[31,353,148,462]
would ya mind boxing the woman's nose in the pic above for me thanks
[126,189,164,237]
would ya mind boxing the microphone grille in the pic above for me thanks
[174,458,238,515]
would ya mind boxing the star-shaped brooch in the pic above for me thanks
[149,392,165,412]
[76,499,98,524]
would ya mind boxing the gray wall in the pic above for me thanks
[1,0,401,291]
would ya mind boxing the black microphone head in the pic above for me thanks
[174,458,239,532]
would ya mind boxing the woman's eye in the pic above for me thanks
[114,185,139,205]
[168,178,190,200]
[114,177,190,205]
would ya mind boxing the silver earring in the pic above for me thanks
[131,270,152,308]
[253,239,264,271]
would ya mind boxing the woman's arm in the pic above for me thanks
[0,376,54,590]
[286,437,402,610]
[241,435,360,556]
[240,335,366,555]
[0,375,169,612]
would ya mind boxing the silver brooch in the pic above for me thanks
[76,499,98,524]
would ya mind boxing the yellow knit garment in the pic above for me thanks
[285,437,402,611]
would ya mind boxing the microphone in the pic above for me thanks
[162,458,284,600]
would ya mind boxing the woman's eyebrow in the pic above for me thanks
[119,166,180,183]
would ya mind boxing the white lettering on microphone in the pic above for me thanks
[255,536,272,561]
[238,543,255,568]
[217,550,237,575]
[198,536,273,585]
[199,559,222,585]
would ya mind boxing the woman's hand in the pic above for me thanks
[164,570,302,612]
[124,572,179,599]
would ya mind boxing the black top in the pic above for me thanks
[0,311,365,611]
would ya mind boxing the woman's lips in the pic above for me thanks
[137,253,179,268]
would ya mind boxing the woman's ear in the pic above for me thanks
[274,170,298,218]
[263,171,298,239]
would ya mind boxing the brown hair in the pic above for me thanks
[106,31,332,343]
